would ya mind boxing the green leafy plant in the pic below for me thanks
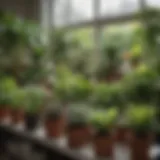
[90,108,118,134]
[0,77,17,106]
[123,64,158,104]
[68,107,90,127]
[25,86,47,114]
[126,105,155,133]
[97,45,122,80]
[130,44,142,64]
[10,88,27,110]
[91,82,125,107]
[54,71,92,103]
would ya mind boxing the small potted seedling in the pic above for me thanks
[24,86,47,131]
[0,77,17,122]
[91,108,118,158]
[126,105,155,160]
[44,106,65,138]
[10,88,26,124]
[67,107,92,149]
[130,44,142,68]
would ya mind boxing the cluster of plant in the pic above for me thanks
[0,77,47,113]
[0,11,52,85]
[0,8,160,137]
[54,67,93,104]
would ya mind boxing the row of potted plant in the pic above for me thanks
[0,84,157,160]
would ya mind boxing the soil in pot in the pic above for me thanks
[11,109,24,124]
[25,113,39,131]
[129,131,153,160]
[0,106,10,122]
[44,112,66,138]
[93,131,113,158]
[67,124,92,149]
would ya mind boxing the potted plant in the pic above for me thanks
[44,106,66,138]
[123,64,157,105]
[102,46,122,82]
[129,44,142,68]
[0,77,17,122]
[54,72,92,104]
[24,86,47,131]
[67,107,92,149]
[91,108,118,158]
[91,82,125,107]
[10,88,26,124]
[126,105,155,160]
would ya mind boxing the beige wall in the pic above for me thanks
[0,0,41,21]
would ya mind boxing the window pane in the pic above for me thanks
[53,0,71,27]
[100,0,140,17]
[146,0,160,7]
[69,0,94,24]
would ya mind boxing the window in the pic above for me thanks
[146,0,160,7]
[69,0,94,24]
[100,0,140,17]
[53,0,71,27]
[53,0,94,26]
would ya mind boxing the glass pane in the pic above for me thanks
[146,0,160,7]
[69,0,94,24]
[53,0,71,27]
[100,0,140,17]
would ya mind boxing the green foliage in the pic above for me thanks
[54,68,92,102]
[0,77,17,106]
[25,86,47,113]
[68,107,90,126]
[10,88,27,109]
[126,105,155,132]
[130,44,142,62]
[123,64,158,104]
[0,11,47,85]
[50,29,68,64]
[90,108,118,132]
[91,82,125,107]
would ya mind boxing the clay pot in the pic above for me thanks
[93,131,113,158]
[0,106,10,122]
[44,115,65,138]
[11,109,24,124]
[129,131,153,160]
[25,113,39,131]
[67,125,92,149]
[106,71,122,83]
[113,127,131,143]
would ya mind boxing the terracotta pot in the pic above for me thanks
[25,113,39,131]
[94,132,113,158]
[11,109,24,124]
[113,127,131,143]
[67,125,92,149]
[106,71,122,83]
[0,106,10,122]
[44,115,66,138]
[129,132,153,160]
